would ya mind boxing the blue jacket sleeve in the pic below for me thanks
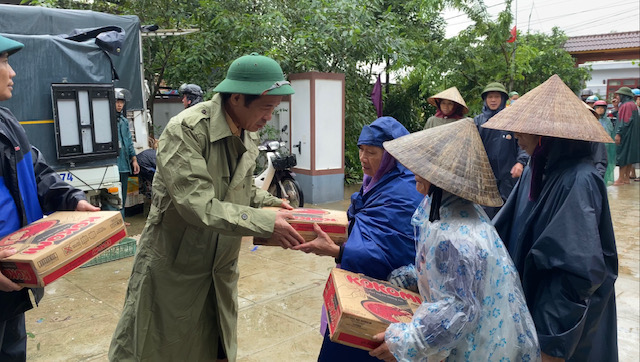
[517,146,530,166]
[124,122,136,161]
[32,146,86,213]
[590,142,607,178]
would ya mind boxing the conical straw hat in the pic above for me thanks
[482,74,613,143]
[383,119,503,207]
[427,86,469,115]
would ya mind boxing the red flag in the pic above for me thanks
[371,74,383,117]
[507,26,517,43]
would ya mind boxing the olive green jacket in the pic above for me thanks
[423,116,471,130]
[109,94,282,361]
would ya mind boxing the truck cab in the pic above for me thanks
[0,5,150,210]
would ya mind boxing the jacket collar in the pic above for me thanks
[207,93,234,143]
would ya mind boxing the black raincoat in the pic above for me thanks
[494,138,618,361]
[474,95,529,218]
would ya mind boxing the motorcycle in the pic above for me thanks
[254,127,304,207]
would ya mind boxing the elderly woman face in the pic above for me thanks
[359,145,384,177]
[439,99,455,116]
[414,175,431,196]
[514,132,541,156]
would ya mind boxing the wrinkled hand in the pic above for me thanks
[0,249,23,292]
[510,162,524,178]
[280,199,294,210]
[369,332,395,362]
[132,159,140,175]
[76,200,100,211]
[541,352,564,362]
[615,134,621,145]
[292,223,340,257]
[271,212,305,249]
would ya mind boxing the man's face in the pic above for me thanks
[0,53,17,101]
[485,92,503,111]
[181,95,190,109]
[514,132,541,156]
[116,99,125,113]
[228,94,282,132]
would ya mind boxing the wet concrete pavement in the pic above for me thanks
[23,180,639,361]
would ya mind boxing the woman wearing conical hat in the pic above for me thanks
[368,120,540,361]
[486,75,618,362]
[423,86,470,130]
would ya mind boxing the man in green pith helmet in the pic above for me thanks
[109,53,305,362]
[473,82,529,219]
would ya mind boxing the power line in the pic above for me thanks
[444,1,638,31]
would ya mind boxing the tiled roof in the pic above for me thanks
[564,31,640,53]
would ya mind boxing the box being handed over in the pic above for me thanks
[253,207,348,246]
[0,211,126,287]
[324,268,422,351]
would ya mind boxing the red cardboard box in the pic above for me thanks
[0,211,126,287]
[253,207,348,246]
[324,268,422,351]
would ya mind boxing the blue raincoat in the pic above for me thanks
[494,138,618,361]
[474,95,529,218]
[384,193,540,361]
[318,117,423,361]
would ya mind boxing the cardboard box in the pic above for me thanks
[253,207,348,246]
[324,268,422,351]
[0,211,126,287]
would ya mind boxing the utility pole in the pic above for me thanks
[510,0,518,91]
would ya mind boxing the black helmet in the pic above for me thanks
[179,83,204,108]
[580,88,593,97]
[179,83,203,97]
[114,87,131,101]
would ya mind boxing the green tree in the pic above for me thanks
[385,0,590,126]
[23,0,589,184]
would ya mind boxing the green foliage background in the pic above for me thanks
[24,0,590,184]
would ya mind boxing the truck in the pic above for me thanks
[0,4,150,210]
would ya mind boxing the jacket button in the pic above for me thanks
[201,109,207,115]
[241,213,248,220]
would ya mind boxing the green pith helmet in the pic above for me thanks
[615,86,635,98]
[508,91,519,97]
[213,53,294,96]
[0,35,24,56]
[481,82,508,98]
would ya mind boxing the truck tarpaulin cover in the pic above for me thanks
[0,4,143,115]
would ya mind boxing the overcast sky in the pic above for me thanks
[443,0,640,38]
